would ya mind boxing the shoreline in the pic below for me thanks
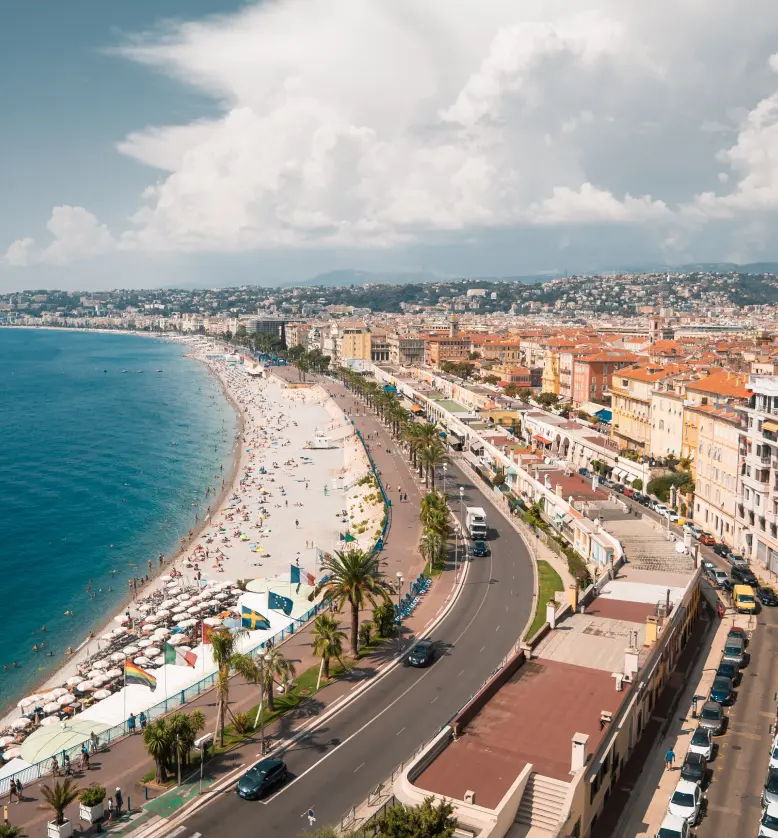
[0,337,246,720]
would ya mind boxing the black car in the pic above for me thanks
[472,540,490,557]
[720,577,734,594]
[680,751,707,786]
[709,675,734,706]
[716,659,739,684]
[407,639,435,667]
[236,758,288,800]
[712,543,731,558]
[731,566,758,587]
[759,586,778,607]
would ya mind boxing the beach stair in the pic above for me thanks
[515,773,568,833]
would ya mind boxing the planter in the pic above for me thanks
[79,801,105,823]
[47,819,73,838]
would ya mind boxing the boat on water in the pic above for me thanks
[156,369,163,373]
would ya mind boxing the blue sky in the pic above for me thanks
[2,0,778,291]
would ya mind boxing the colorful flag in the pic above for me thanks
[344,532,356,543]
[268,591,293,616]
[124,660,157,692]
[241,606,271,630]
[306,572,315,586]
[198,621,217,644]
[164,642,197,668]
[290,564,301,584]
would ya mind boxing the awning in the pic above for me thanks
[764,420,778,433]
[410,404,424,413]
[448,429,463,440]
[594,408,612,423]
[533,434,552,445]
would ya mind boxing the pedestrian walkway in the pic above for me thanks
[2,373,452,837]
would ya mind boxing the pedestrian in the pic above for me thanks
[51,755,59,777]
[64,754,72,775]
[115,787,123,816]
[139,711,147,730]
[14,779,22,803]
[302,807,316,826]
[8,780,16,804]
[665,747,675,770]
[128,712,137,735]
[108,798,114,821]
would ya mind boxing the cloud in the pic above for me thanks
[4,237,37,267]
[7,0,778,266]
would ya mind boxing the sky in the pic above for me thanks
[3,0,778,291]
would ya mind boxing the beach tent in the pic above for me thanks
[20,720,109,765]
[0,758,32,795]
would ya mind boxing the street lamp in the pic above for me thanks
[258,650,271,755]
[457,486,465,583]
[396,572,404,649]
[443,463,448,499]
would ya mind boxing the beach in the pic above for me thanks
[0,339,377,745]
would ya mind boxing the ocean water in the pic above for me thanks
[0,329,237,711]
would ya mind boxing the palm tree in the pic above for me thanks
[0,826,27,838]
[419,529,446,571]
[419,440,446,489]
[210,628,250,746]
[403,423,422,469]
[419,490,448,527]
[311,614,346,688]
[143,718,173,783]
[40,779,80,827]
[312,548,391,656]
[261,648,297,712]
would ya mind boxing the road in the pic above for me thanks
[172,387,535,837]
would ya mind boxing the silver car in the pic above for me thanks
[697,700,724,735]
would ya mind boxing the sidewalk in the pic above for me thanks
[3,374,447,836]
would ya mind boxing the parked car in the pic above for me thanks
[711,569,729,587]
[668,511,680,522]
[471,540,490,557]
[729,555,749,569]
[684,523,702,539]
[633,492,649,505]
[731,565,759,587]
[759,587,778,607]
[699,533,717,545]
[727,626,749,646]
[688,727,714,761]
[656,812,689,838]
[407,639,435,667]
[668,779,702,825]
[680,751,707,786]
[721,636,746,668]
[716,659,739,684]
[709,675,734,705]
[654,503,669,515]
[236,758,288,800]
[698,700,724,735]
[760,802,778,837]
[764,768,778,807]
[769,733,778,770]
[701,560,717,580]
[712,543,732,558]
[623,487,634,497]
[720,577,734,594]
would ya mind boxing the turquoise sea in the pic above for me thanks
[0,329,237,711]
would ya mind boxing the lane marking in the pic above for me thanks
[496,625,500,631]
[431,696,439,703]
[396,727,406,736]
[353,762,365,773]
[458,669,465,676]
[168,828,186,838]
[479,646,486,653]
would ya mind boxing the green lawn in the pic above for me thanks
[524,560,564,641]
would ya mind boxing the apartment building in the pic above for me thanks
[571,350,638,407]
[736,376,778,571]
[370,329,390,363]
[337,323,372,363]
[649,380,687,460]
[387,333,425,367]
[691,404,741,546]
[480,339,524,364]
[424,335,472,367]
[610,364,687,454]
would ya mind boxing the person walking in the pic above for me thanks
[665,747,675,770]
[127,712,137,734]
[51,755,59,777]
[90,730,99,753]
[108,798,114,821]
[139,711,147,731]
[8,780,16,804]
[14,779,22,803]
[115,787,123,816]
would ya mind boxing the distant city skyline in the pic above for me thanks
[3,0,778,292]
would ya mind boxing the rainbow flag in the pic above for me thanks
[125,660,157,692]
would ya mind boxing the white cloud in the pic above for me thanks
[4,237,38,267]
[7,0,778,265]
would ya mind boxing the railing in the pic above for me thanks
[354,427,391,554]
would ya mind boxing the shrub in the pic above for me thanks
[632,478,643,491]
[79,785,106,807]
[358,623,372,647]
[232,712,253,735]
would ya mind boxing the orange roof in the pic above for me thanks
[650,340,687,357]
[615,363,688,383]
[578,350,638,364]
[686,370,752,399]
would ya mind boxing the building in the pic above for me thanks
[337,323,372,364]
[735,376,778,571]
[387,333,425,367]
[572,350,638,407]
[648,379,687,460]
[369,329,390,363]
[424,336,472,368]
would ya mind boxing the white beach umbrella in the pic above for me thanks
[161,575,172,582]
[141,624,156,633]
[178,618,197,628]
[186,606,200,615]
[86,670,103,680]
[145,647,161,658]
[109,652,125,663]
[39,716,60,727]
[17,694,41,709]
[114,615,129,625]
[137,602,152,612]
[137,638,152,649]
[93,689,111,700]
[152,627,170,638]
[171,613,189,622]
[105,668,122,679]
[66,676,83,687]
[133,656,151,666]
[57,694,75,707]
[3,747,22,760]
[92,660,110,670]
[91,675,108,687]
[76,682,95,693]
[203,617,223,626]
[161,599,177,608]
[167,635,189,646]
[156,609,171,618]
[111,627,127,637]
[172,604,187,614]
[101,632,114,641]
[0,736,16,747]
[214,592,228,600]
[42,702,60,715]
[49,688,69,699]
[10,718,31,730]
[177,594,191,602]
[122,644,139,655]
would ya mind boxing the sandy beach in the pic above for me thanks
[0,339,378,735]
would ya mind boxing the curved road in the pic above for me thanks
[178,456,535,836]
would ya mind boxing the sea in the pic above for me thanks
[0,329,238,712]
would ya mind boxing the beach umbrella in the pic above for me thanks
[66,676,83,687]
[137,639,152,649]
[92,660,110,670]
[76,682,95,693]
[105,668,122,679]
[0,736,15,747]
[114,615,129,625]
[137,602,152,612]
[186,606,200,615]
[93,689,111,700]
[3,747,21,760]
[109,652,125,663]
[42,702,60,715]
[49,687,69,699]
[214,592,228,600]
[10,718,31,730]
[17,694,41,709]
[145,647,161,658]
[39,717,59,727]
[161,599,177,609]
[156,609,171,618]
[177,594,191,603]
[171,613,189,622]
[141,624,156,633]
[91,675,108,687]
[178,618,197,628]
[203,617,222,626]
[167,635,189,646]
[57,694,75,707]
[161,575,172,582]
[101,632,115,641]
[111,627,127,637]
[152,628,171,638]
[133,656,151,666]
[122,644,139,655]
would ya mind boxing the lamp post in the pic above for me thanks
[396,572,404,649]
[457,486,465,583]
[259,650,271,755]
[443,463,448,499]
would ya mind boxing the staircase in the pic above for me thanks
[515,773,569,833]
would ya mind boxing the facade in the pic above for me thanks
[425,336,472,367]
[735,376,778,571]
[387,333,426,367]
[572,351,637,407]
[649,382,686,459]
[369,330,390,363]
[337,323,372,363]
[541,351,561,395]
[691,405,741,545]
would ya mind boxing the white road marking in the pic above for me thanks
[458,669,465,676]
[168,828,186,838]
[190,833,202,838]
[431,695,439,703]
[354,762,365,773]
[496,625,500,631]
[479,646,486,653]
[396,727,406,736]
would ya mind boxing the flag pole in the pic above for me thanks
[123,661,127,734]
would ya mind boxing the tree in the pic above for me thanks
[143,718,173,783]
[483,374,500,385]
[0,826,27,838]
[373,601,397,638]
[311,613,346,686]
[313,549,392,656]
[419,529,446,571]
[419,440,446,489]
[210,628,253,746]
[632,478,643,491]
[517,387,533,402]
[40,779,80,826]
[536,392,561,408]
[261,648,297,712]
[375,797,456,838]
[503,383,519,397]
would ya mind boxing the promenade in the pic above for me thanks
[5,369,447,836]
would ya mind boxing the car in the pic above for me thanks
[236,758,288,800]
[765,768,778,807]
[654,503,669,515]
[699,533,717,545]
[712,543,731,558]
[731,566,759,587]
[656,812,689,838]
[701,560,717,580]
[612,483,625,493]
[729,555,749,569]
[720,577,734,594]
[407,639,435,667]
[709,675,734,705]
[716,659,739,684]
[667,511,680,522]
[760,802,778,837]
[722,636,746,667]
[471,540,490,557]
[711,569,729,587]
[769,734,778,770]
[688,726,714,761]
[623,487,634,497]
[697,700,724,735]
[684,523,702,539]
[633,492,649,505]
[727,626,748,646]
[680,751,707,786]
[759,587,778,607]
[668,779,702,825]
